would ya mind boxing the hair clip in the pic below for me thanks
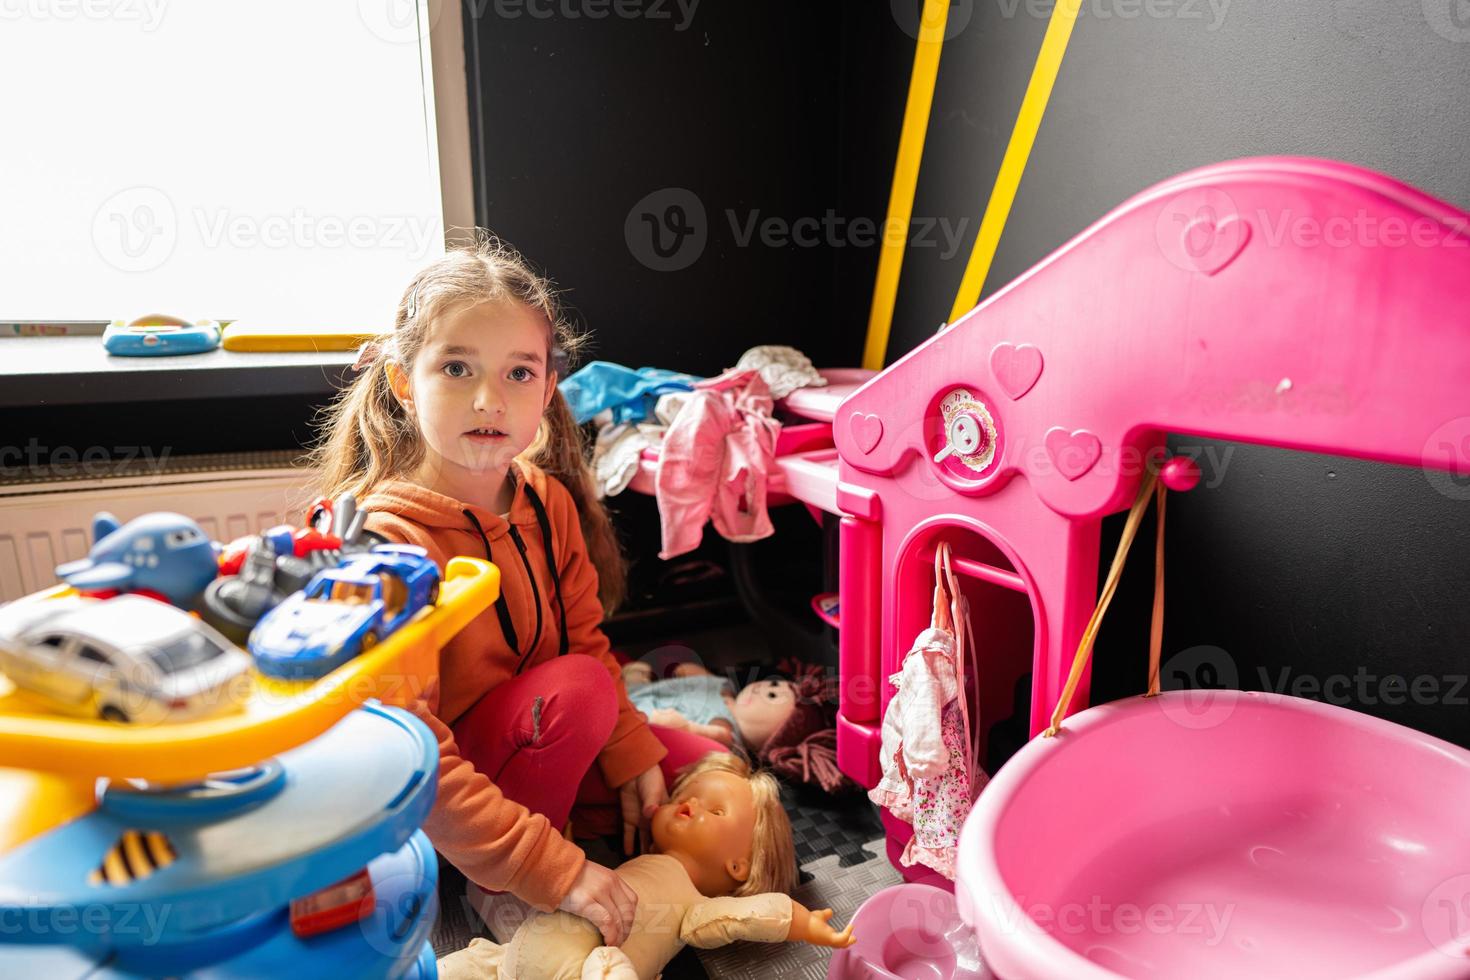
[406,282,420,321]
[352,339,384,372]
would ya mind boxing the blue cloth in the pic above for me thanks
[627,674,742,748]
[559,361,702,425]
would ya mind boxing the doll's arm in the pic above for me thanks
[696,718,735,745]
[681,895,855,949]
[786,901,856,949]
[645,708,731,747]
[680,893,792,947]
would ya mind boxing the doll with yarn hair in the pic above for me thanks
[438,753,855,980]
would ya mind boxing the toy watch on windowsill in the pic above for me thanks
[437,753,854,980]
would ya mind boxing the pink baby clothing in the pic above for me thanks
[655,368,781,560]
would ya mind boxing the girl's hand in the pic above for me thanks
[618,764,668,857]
[646,708,690,730]
[558,860,639,947]
[786,901,856,948]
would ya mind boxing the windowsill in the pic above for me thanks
[0,336,357,408]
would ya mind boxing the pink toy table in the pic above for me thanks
[824,158,1470,977]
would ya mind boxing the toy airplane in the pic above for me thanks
[55,512,218,609]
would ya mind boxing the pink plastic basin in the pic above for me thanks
[956,691,1470,980]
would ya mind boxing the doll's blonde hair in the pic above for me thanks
[308,232,625,612]
[670,753,797,897]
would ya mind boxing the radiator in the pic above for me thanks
[0,451,315,603]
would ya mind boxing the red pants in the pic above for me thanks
[451,654,727,837]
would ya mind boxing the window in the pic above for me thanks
[77,646,115,668]
[149,631,224,673]
[1,3,454,328]
[330,581,378,606]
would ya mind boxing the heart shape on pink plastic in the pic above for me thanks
[1180,214,1251,276]
[849,412,884,455]
[990,343,1044,400]
[1045,427,1102,481]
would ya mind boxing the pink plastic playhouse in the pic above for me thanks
[828,157,1470,977]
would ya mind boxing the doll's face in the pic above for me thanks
[731,678,797,752]
[651,769,756,896]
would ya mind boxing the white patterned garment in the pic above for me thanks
[869,627,958,824]
[733,345,828,400]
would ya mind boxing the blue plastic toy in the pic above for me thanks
[249,545,441,680]
[103,314,222,356]
[55,512,218,608]
[0,703,439,978]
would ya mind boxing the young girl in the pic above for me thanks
[311,236,727,949]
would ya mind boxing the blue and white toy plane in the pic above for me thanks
[55,512,219,608]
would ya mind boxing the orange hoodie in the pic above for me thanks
[361,459,666,911]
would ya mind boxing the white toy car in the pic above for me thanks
[0,594,250,723]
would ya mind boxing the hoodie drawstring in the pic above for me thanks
[463,496,568,674]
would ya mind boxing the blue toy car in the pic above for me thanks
[248,545,440,680]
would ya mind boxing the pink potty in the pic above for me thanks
[827,883,993,980]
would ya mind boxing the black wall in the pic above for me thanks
[462,1,911,374]
[463,1,1470,746]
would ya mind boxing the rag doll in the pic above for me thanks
[622,658,854,793]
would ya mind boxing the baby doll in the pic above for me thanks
[437,753,854,980]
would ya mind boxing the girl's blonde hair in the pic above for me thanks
[669,753,797,897]
[308,233,626,612]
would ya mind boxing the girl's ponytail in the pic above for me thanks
[310,340,423,504]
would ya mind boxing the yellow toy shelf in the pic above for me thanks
[0,557,498,785]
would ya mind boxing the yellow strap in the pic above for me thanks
[861,0,950,371]
[1045,471,1162,737]
[1145,480,1167,696]
[948,0,1083,324]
